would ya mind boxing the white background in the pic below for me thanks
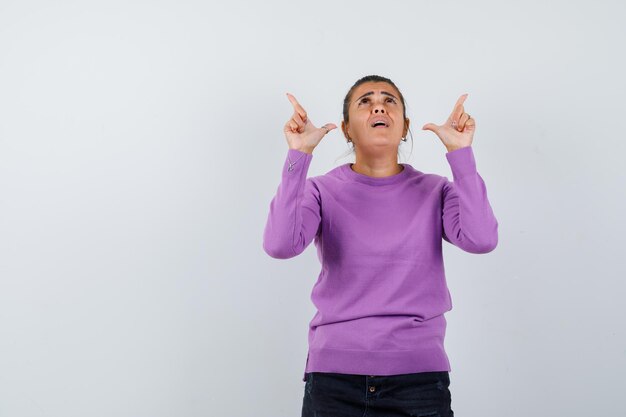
[1,1,624,416]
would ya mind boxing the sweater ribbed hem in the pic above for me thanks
[301,313,452,382]
[302,346,451,382]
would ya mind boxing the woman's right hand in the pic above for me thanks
[284,92,337,154]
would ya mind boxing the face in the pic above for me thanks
[342,81,409,148]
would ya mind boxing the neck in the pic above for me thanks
[351,159,404,178]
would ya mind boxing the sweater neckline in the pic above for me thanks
[341,162,410,186]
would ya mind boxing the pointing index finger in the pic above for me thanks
[449,93,468,121]
[286,92,308,121]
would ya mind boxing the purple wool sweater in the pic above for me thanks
[263,146,498,382]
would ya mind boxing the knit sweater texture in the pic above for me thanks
[262,146,498,382]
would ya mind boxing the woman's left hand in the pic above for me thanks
[422,93,476,152]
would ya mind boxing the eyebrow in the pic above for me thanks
[354,91,399,103]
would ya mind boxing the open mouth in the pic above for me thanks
[371,121,389,128]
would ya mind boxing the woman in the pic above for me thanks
[263,75,498,417]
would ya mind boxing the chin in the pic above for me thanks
[367,139,401,148]
[371,134,398,142]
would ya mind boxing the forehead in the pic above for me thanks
[351,81,400,100]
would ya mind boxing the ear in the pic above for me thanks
[403,118,410,137]
[341,120,349,139]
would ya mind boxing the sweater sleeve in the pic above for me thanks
[441,146,499,254]
[262,148,322,259]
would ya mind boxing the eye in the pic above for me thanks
[358,97,397,105]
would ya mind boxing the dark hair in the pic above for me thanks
[336,74,414,162]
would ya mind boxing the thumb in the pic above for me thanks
[321,123,338,132]
[422,123,439,133]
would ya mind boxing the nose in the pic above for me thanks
[373,99,386,114]
[372,96,388,114]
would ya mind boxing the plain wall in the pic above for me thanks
[1,0,624,416]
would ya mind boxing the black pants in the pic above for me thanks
[301,371,454,417]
